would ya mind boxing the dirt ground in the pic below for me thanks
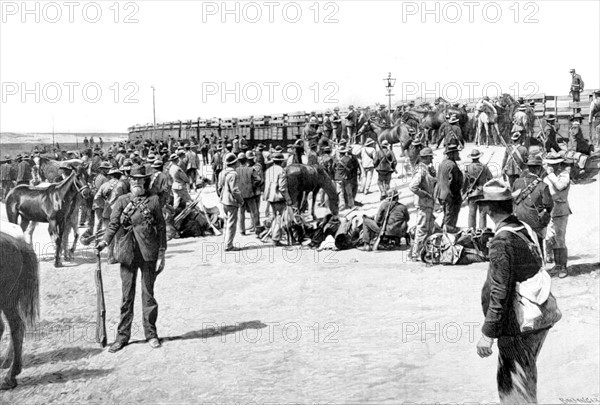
[1,145,599,404]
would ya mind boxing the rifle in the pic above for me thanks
[372,191,396,251]
[461,151,495,203]
[95,252,107,348]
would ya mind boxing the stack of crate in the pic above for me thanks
[269,114,285,140]
[286,111,306,140]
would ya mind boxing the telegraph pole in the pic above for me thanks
[151,85,156,127]
[383,72,396,111]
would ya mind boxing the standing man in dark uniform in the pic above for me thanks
[435,142,463,232]
[149,159,170,207]
[476,179,558,404]
[512,155,554,249]
[96,165,167,353]
[15,154,32,185]
[322,110,333,139]
[345,105,357,142]
[462,149,493,230]
[502,132,528,189]
[211,145,224,184]
[1,155,15,200]
[569,69,584,102]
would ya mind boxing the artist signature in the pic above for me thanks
[559,397,600,404]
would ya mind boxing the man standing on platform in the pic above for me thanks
[569,69,584,102]
[435,142,463,232]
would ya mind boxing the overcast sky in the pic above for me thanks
[1,0,599,133]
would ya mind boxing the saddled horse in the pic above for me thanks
[286,164,339,219]
[5,167,91,267]
[0,231,39,390]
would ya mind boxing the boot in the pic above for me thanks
[548,249,561,276]
[545,242,554,264]
[558,248,569,279]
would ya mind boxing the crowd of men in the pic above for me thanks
[0,89,598,270]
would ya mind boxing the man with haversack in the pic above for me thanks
[476,179,559,404]
[96,165,167,353]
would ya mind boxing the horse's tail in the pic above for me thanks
[18,241,40,327]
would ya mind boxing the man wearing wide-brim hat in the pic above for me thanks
[168,152,192,210]
[434,141,463,231]
[542,152,571,278]
[211,144,225,184]
[333,146,357,210]
[217,153,244,251]
[97,164,167,353]
[0,154,15,200]
[462,149,493,230]
[262,152,293,246]
[475,178,557,403]
[569,68,584,102]
[437,113,464,150]
[15,152,32,185]
[409,147,437,260]
[511,154,553,250]
[373,139,397,200]
[501,132,528,189]
[149,159,170,207]
[407,134,424,173]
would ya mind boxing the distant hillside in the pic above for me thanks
[0,132,128,145]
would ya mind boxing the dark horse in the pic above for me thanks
[0,232,39,390]
[285,164,339,219]
[5,168,91,267]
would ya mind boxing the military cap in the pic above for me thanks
[130,165,151,178]
[108,168,122,176]
[151,159,164,168]
[274,145,284,152]
[237,152,247,161]
[445,142,460,153]
[468,149,483,159]
[245,151,256,160]
[169,153,179,161]
[545,115,556,122]
[99,161,112,170]
[594,89,600,96]
[272,152,285,162]
[364,138,375,147]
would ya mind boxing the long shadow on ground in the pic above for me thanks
[18,367,112,387]
[566,262,600,277]
[155,320,267,344]
[23,347,104,367]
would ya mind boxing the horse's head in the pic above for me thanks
[72,166,92,199]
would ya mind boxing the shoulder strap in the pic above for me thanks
[496,222,542,259]
[514,177,541,206]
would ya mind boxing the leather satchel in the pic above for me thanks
[114,227,135,266]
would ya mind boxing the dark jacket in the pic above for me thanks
[334,155,357,181]
[502,144,528,177]
[435,158,463,203]
[376,199,410,238]
[149,171,170,206]
[103,193,167,262]
[513,171,553,235]
[16,160,32,183]
[462,162,493,199]
[373,149,397,173]
[481,215,542,338]
[236,164,261,199]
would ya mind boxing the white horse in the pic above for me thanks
[474,99,501,147]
